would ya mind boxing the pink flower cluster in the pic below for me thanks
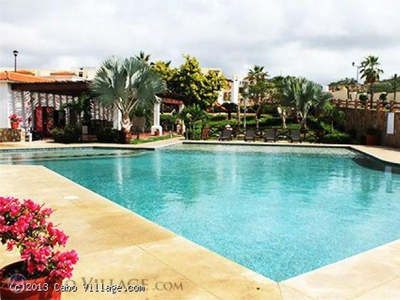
[0,197,78,280]
[9,114,22,123]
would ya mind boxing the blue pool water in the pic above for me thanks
[12,145,400,281]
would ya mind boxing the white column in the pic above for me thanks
[231,77,240,104]
[151,102,162,135]
[0,83,13,128]
[113,106,121,130]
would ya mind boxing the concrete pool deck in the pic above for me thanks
[1,139,400,299]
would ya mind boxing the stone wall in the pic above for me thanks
[342,108,400,147]
[0,128,22,142]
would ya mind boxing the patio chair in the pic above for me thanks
[264,129,276,142]
[218,129,232,141]
[290,130,303,143]
[244,129,255,142]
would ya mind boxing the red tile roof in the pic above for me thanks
[0,71,55,83]
[50,71,75,76]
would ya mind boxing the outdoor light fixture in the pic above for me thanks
[13,50,18,72]
[244,87,248,130]
[352,61,361,83]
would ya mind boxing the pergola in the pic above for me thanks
[8,81,185,135]
[11,81,90,97]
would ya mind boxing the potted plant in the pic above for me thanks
[359,94,368,108]
[365,126,379,145]
[379,92,388,109]
[0,196,78,300]
[9,114,22,129]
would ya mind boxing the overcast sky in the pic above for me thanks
[1,0,400,85]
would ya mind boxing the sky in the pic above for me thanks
[1,0,400,86]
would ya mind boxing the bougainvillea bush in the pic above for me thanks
[0,196,78,280]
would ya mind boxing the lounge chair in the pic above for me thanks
[218,129,232,141]
[244,129,255,142]
[264,129,276,142]
[290,130,302,143]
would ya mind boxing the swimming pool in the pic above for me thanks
[11,145,400,281]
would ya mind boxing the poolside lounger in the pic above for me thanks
[290,130,302,143]
[218,129,232,141]
[264,129,276,142]
[244,129,255,142]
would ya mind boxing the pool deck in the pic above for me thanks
[1,139,400,299]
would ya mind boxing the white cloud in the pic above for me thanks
[1,0,400,85]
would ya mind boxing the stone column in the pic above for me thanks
[151,102,162,135]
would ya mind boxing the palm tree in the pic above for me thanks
[135,51,151,63]
[281,77,332,129]
[179,104,208,139]
[245,65,268,83]
[244,65,273,127]
[390,73,398,102]
[359,55,384,106]
[61,92,92,126]
[91,57,166,136]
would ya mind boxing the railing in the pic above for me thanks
[200,126,325,143]
[331,99,400,112]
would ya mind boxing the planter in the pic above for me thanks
[365,134,377,146]
[10,122,19,129]
[0,261,61,300]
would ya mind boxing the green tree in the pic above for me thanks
[360,55,384,105]
[221,102,237,120]
[270,76,287,128]
[244,65,276,127]
[322,103,345,132]
[179,104,208,139]
[281,77,333,129]
[61,92,92,126]
[160,55,226,109]
[152,60,176,83]
[246,65,267,83]
[390,73,398,101]
[91,56,166,136]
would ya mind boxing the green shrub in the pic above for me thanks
[262,105,279,115]
[307,116,324,130]
[95,128,124,143]
[321,132,351,144]
[51,126,81,143]
[209,114,227,122]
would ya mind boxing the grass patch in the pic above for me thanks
[129,134,176,144]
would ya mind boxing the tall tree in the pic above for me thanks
[281,77,332,129]
[179,104,208,139]
[270,76,287,128]
[359,55,384,105]
[390,73,398,101]
[61,92,92,126]
[155,55,226,110]
[246,65,268,83]
[91,56,166,136]
[244,65,275,127]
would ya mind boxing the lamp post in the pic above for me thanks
[13,50,18,72]
[243,88,248,130]
[352,61,361,83]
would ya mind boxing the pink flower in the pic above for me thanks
[0,197,78,280]
[9,114,21,123]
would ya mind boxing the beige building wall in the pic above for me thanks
[333,89,399,102]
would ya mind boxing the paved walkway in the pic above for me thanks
[1,140,400,299]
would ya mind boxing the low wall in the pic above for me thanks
[0,128,22,142]
[342,109,400,147]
